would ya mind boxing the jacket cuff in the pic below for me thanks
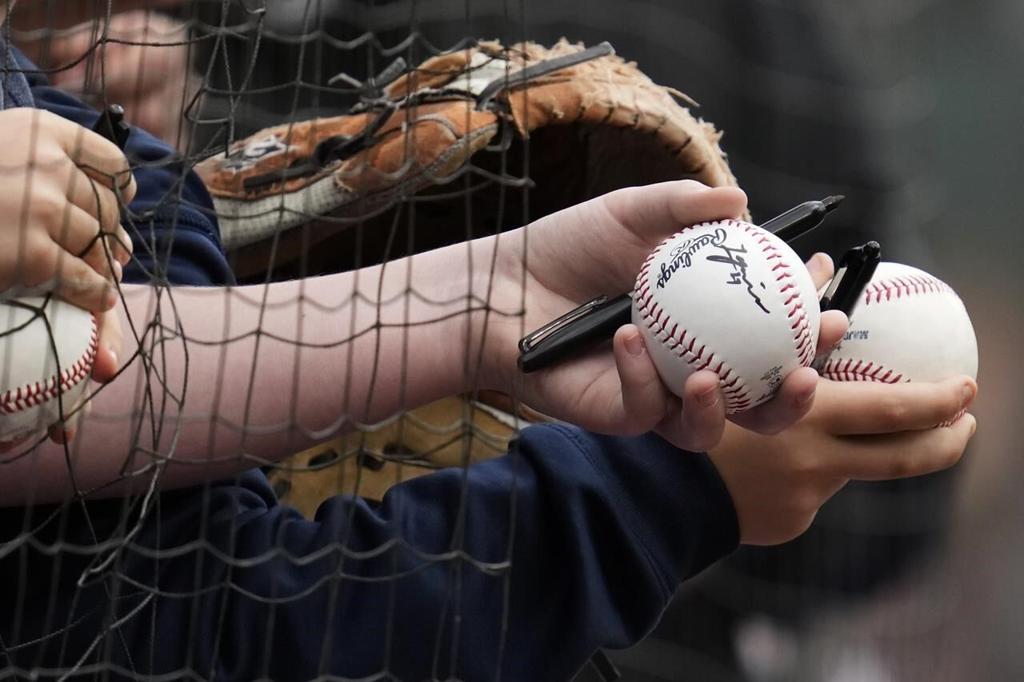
[555,426,740,599]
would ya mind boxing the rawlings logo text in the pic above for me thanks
[656,229,729,289]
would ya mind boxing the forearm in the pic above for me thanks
[5,238,508,504]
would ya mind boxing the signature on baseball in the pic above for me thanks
[706,242,770,314]
[656,227,770,314]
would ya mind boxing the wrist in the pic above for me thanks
[466,236,527,394]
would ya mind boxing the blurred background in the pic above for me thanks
[12,0,1022,679]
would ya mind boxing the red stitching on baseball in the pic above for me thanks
[0,314,98,416]
[821,358,905,384]
[862,273,956,306]
[739,222,815,369]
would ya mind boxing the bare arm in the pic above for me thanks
[12,238,494,502]
[3,182,847,506]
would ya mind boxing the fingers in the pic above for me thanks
[45,201,130,279]
[51,257,117,313]
[815,310,848,356]
[730,367,819,435]
[611,326,673,435]
[65,164,129,232]
[831,412,977,481]
[603,180,748,243]
[45,110,137,202]
[805,252,835,290]
[16,236,116,312]
[613,327,729,451]
[670,370,727,452]
[810,375,978,436]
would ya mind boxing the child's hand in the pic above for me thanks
[709,376,978,545]
[0,108,136,312]
[487,180,847,453]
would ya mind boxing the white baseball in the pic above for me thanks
[822,262,978,385]
[0,297,98,443]
[632,219,821,413]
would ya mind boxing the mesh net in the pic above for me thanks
[0,1,964,681]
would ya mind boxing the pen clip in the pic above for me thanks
[819,241,881,314]
[518,295,610,355]
[819,263,850,310]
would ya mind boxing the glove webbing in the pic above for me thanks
[240,42,615,194]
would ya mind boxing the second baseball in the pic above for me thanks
[632,219,821,413]
[822,262,978,384]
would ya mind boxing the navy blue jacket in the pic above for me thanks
[0,49,739,681]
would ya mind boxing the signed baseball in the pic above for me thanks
[821,262,978,384]
[633,219,820,413]
[0,297,97,443]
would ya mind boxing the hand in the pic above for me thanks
[0,108,134,447]
[0,108,136,311]
[486,180,847,452]
[24,11,195,144]
[709,375,978,546]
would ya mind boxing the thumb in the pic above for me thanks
[90,307,123,383]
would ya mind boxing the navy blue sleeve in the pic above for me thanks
[112,425,739,680]
[20,52,234,288]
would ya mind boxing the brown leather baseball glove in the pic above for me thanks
[196,38,742,277]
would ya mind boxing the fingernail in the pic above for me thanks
[106,346,118,370]
[624,331,645,357]
[796,388,816,407]
[969,417,977,437]
[697,386,720,408]
[807,253,826,276]
[961,382,975,407]
[112,260,123,282]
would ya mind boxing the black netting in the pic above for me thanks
[0,1,974,681]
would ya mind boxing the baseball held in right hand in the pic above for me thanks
[0,108,136,312]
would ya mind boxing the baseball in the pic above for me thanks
[632,219,820,413]
[821,262,978,384]
[0,297,98,444]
